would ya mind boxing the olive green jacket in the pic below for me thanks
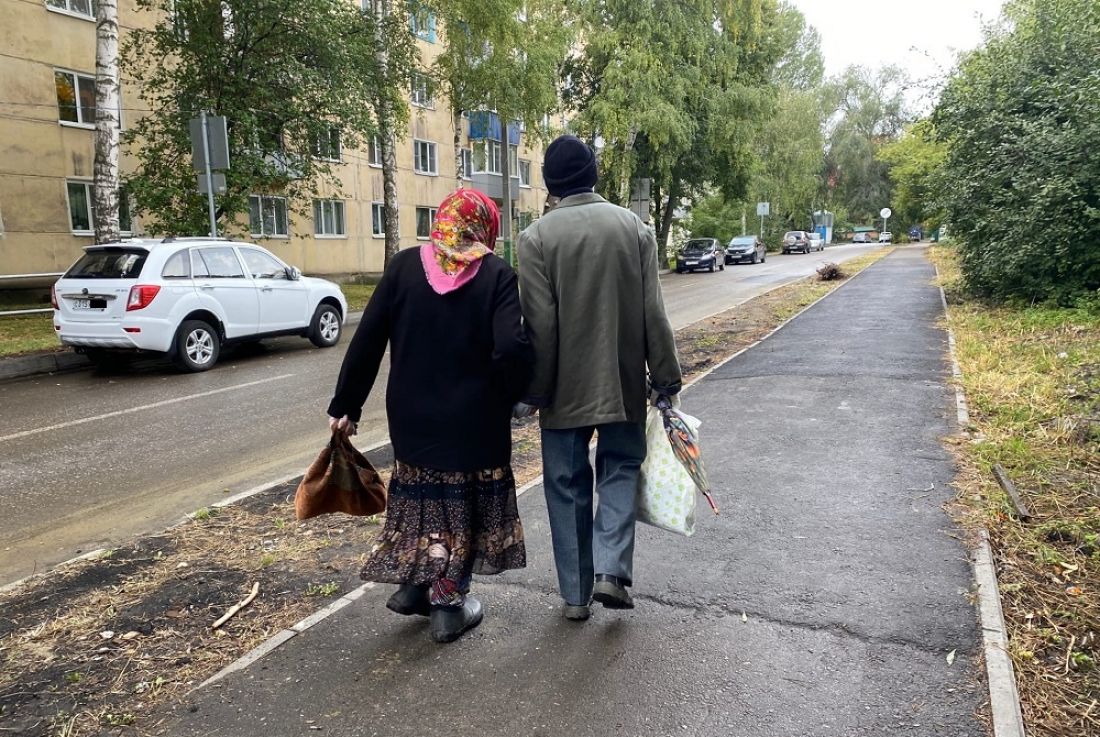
[517,192,682,430]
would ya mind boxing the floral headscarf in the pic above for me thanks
[419,188,501,295]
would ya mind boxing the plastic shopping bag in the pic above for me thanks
[636,405,702,536]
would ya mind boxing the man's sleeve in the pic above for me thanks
[516,229,558,407]
[639,220,682,395]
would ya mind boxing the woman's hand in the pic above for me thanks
[328,415,357,436]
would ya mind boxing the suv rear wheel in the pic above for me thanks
[173,319,220,372]
[308,304,342,348]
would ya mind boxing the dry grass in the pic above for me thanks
[930,244,1099,737]
[0,247,893,736]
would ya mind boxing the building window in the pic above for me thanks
[46,0,96,20]
[367,137,382,166]
[312,127,341,162]
[371,202,385,237]
[409,1,436,42]
[248,195,289,237]
[410,73,434,108]
[313,199,346,237]
[509,144,519,175]
[519,159,532,187]
[471,140,502,174]
[413,139,437,175]
[65,180,131,235]
[55,70,96,126]
[460,148,473,178]
[415,206,437,239]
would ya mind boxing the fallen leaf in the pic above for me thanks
[1059,563,1080,573]
[100,631,115,640]
[946,649,957,665]
[122,631,140,640]
[1066,586,1083,596]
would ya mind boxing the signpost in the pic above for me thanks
[756,201,770,239]
[880,207,892,237]
[190,112,230,237]
[630,178,652,223]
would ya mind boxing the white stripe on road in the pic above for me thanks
[0,374,296,444]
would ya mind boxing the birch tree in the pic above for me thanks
[93,0,122,244]
[366,0,405,266]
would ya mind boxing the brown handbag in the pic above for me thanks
[294,431,387,520]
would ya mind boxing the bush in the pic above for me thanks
[934,0,1100,304]
[816,262,845,281]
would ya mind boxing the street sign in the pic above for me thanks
[630,178,652,222]
[197,172,227,195]
[756,202,770,217]
[190,115,230,172]
[880,207,892,219]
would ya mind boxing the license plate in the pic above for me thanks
[72,298,91,310]
[71,298,107,310]
[685,261,698,265]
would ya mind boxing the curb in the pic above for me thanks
[0,311,365,383]
[189,243,897,692]
[937,270,1027,737]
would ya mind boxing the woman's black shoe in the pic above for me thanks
[386,584,430,617]
[430,597,484,643]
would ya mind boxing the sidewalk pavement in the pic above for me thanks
[159,247,984,736]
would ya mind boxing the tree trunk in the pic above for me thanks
[656,180,679,266]
[617,128,639,205]
[372,0,400,267]
[93,0,121,244]
[453,108,464,187]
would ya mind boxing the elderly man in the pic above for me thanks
[517,135,682,621]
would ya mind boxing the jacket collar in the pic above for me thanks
[553,192,607,209]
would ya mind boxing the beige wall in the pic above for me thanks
[0,1,551,278]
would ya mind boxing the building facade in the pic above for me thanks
[0,0,552,279]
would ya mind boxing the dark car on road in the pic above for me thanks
[782,230,814,254]
[675,238,724,273]
[725,235,766,265]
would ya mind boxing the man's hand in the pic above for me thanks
[328,415,357,436]
[512,402,538,419]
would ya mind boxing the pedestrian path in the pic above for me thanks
[161,247,984,737]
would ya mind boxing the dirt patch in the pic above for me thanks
[0,250,889,737]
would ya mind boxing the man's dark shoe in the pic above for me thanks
[562,603,591,621]
[386,584,430,617]
[430,596,484,643]
[592,574,634,609]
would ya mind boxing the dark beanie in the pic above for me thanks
[542,135,598,198]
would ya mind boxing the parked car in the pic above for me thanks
[725,235,766,265]
[52,237,348,372]
[782,231,813,254]
[878,231,893,244]
[908,227,922,241]
[852,232,873,244]
[675,238,724,273]
[807,233,825,251]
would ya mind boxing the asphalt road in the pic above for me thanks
[0,243,877,585]
[161,247,983,736]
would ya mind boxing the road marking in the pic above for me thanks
[0,374,296,444]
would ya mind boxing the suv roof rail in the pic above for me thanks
[160,235,233,244]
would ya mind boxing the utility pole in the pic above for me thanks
[199,110,218,237]
[499,131,513,266]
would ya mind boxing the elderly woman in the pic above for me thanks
[327,189,532,644]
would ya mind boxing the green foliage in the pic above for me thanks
[934,0,1100,303]
[824,65,910,224]
[876,118,947,230]
[565,0,778,261]
[684,192,747,243]
[124,0,415,236]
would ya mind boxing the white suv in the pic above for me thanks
[52,238,348,372]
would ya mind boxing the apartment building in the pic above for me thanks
[0,0,552,279]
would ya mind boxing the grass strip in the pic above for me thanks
[930,244,1099,737]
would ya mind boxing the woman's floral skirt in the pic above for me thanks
[359,462,526,586]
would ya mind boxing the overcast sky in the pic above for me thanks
[789,0,1007,91]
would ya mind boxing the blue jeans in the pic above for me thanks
[541,422,647,606]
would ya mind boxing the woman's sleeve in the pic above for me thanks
[491,267,535,404]
[326,269,393,423]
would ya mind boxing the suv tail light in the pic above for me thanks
[126,284,161,311]
[50,285,59,310]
